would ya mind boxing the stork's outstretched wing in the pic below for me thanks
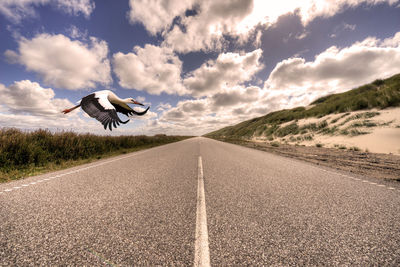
[112,104,150,117]
[80,93,128,131]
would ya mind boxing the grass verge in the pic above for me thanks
[0,128,193,183]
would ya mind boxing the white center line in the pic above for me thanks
[194,156,211,267]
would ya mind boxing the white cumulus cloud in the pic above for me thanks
[184,49,263,97]
[265,31,400,95]
[129,0,399,53]
[112,44,186,95]
[149,31,400,136]
[0,0,95,23]
[128,0,197,35]
[0,80,73,116]
[5,33,112,90]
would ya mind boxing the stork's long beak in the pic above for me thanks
[133,100,144,106]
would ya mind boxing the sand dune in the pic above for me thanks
[254,107,400,155]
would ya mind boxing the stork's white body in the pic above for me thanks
[62,90,149,131]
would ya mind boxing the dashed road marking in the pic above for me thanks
[315,167,397,192]
[194,156,211,267]
[0,149,149,195]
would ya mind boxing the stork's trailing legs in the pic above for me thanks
[62,104,81,114]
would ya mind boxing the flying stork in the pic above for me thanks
[62,90,150,131]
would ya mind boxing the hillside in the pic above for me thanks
[205,73,400,154]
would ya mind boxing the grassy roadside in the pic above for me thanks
[0,128,193,183]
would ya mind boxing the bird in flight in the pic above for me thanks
[62,90,150,131]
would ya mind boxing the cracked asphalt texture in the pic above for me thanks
[1,137,399,265]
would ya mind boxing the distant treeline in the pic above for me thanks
[0,128,191,182]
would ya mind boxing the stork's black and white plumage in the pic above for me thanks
[62,90,150,131]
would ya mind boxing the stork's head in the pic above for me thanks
[128,98,144,106]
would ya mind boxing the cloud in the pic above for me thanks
[5,33,112,90]
[264,0,399,27]
[127,0,197,35]
[184,49,263,97]
[148,31,400,136]
[382,32,400,47]
[295,30,309,40]
[330,22,357,38]
[211,86,260,107]
[138,49,265,135]
[265,31,400,95]
[55,0,94,18]
[67,25,88,39]
[0,80,74,116]
[129,0,399,53]
[156,85,268,135]
[0,0,95,23]
[113,44,186,95]
[162,0,257,52]
[156,102,172,111]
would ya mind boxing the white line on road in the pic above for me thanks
[194,156,211,267]
[0,149,149,195]
[312,167,398,192]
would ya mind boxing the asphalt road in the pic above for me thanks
[1,137,399,265]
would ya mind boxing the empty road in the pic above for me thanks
[1,137,399,265]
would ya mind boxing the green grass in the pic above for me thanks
[0,128,192,183]
[350,120,377,128]
[275,123,299,137]
[271,141,280,147]
[205,73,400,139]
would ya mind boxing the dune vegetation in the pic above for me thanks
[0,128,191,183]
[205,73,400,140]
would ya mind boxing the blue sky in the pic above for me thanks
[0,0,400,135]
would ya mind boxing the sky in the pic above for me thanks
[0,0,400,136]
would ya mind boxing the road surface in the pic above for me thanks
[1,137,399,265]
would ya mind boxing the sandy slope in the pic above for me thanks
[254,107,400,155]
